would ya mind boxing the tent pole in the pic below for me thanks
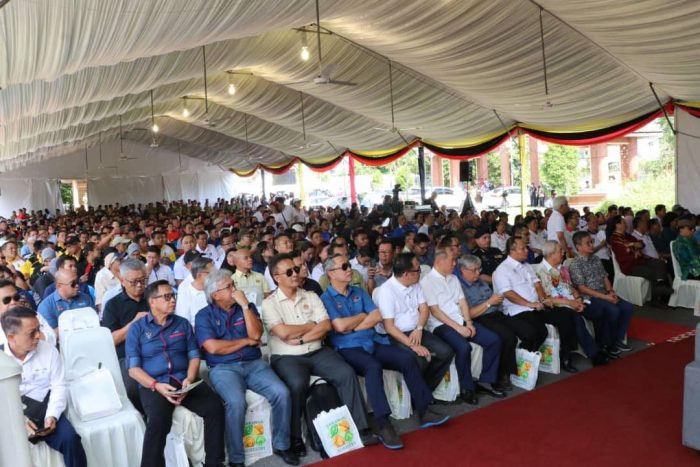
[418,146,426,204]
[261,171,266,200]
[519,130,526,217]
[349,157,357,204]
[298,163,306,205]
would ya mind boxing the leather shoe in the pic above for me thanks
[563,360,579,373]
[229,463,245,467]
[291,438,306,457]
[591,352,610,366]
[475,382,506,398]
[496,377,514,391]
[461,389,479,405]
[360,429,379,446]
[273,449,300,466]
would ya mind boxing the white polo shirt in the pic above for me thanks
[420,268,465,331]
[492,256,540,316]
[374,276,425,334]
[592,229,610,260]
[175,280,208,327]
[546,210,565,242]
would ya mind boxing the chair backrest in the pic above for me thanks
[610,249,623,276]
[58,307,100,338]
[670,240,682,278]
[60,327,129,405]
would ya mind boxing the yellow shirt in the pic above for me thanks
[318,269,367,292]
[232,269,270,307]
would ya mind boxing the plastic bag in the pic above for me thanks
[312,405,364,458]
[510,348,541,391]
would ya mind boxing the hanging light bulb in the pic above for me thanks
[152,122,159,133]
[182,97,190,117]
[300,45,310,61]
[228,83,236,95]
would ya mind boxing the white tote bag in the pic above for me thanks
[68,366,122,421]
[432,361,459,402]
[164,433,190,467]
[538,337,561,374]
[312,405,364,458]
[383,370,412,419]
[243,393,273,465]
[510,348,541,391]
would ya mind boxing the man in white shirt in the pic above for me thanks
[525,216,545,256]
[631,216,660,259]
[175,256,212,327]
[420,248,506,404]
[173,234,196,285]
[177,250,201,291]
[417,213,434,236]
[546,196,569,254]
[490,221,510,254]
[215,232,235,268]
[1,307,87,467]
[195,231,218,260]
[94,252,122,309]
[374,252,454,392]
[264,233,294,291]
[145,246,175,286]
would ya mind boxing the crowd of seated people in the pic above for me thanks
[0,195,697,466]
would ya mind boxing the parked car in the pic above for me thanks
[481,186,522,208]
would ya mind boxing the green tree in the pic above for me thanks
[640,117,674,178]
[541,144,581,195]
[60,182,73,205]
[486,151,501,184]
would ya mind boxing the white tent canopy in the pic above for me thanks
[2,0,700,178]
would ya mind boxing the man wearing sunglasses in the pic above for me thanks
[321,254,448,450]
[37,268,94,335]
[196,269,298,466]
[126,280,225,467]
[0,279,56,347]
[262,253,376,457]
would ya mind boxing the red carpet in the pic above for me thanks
[317,337,700,467]
[627,317,694,344]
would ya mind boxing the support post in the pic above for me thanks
[298,163,306,204]
[418,146,426,203]
[519,130,526,216]
[349,157,357,204]
[261,171,266,200]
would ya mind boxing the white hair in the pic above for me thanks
[552,196,569,210]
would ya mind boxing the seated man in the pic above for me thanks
[196,269,298,466]
[291,249,323,297]
[1,307,87,467]
[470,225,506,284]
[175,255,212,327]
[261,253,376,457]
[126,280,225,467]
[374,252,455,392]
[321,254,447,450]
[569,231,633,354]
[38,268,94,334]
[231,247,270,306]
[0,279,56,347]
[493,237,579,373]
[318,243,367,292]
[145,246,176,286]
[420,248,506,405]
[457,254,515,388]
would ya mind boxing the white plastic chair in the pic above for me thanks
[57,307,100,340]
[60,327,145,467]
[29,440,65,467]
[668,240,700,309]
[610,250,651,306]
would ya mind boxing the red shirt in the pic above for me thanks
[609,232,645,274]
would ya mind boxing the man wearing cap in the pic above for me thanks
[127,242,145,262]
[470,224,506,284]
[110,235,131,255]
[38,268,95,334]
[94,252,123,310]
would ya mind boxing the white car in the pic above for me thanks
[481,186,522,209]
[427,186,465,209]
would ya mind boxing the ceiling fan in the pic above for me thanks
[117,115,143,160]
[372,61,420,135]
[284,0,357,87]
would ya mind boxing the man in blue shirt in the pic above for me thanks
[126,280,224,467]
[195,269,298,467]
[320,254,448,450]
[38,269,94,334]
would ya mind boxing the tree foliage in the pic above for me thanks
[60,183,73,205]
[540,144,581,195]
[486,151,501,184]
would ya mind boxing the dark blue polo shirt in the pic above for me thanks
[125,312,199,387]
[320,284,389,354]
[459,277,499,316]
[194,303,262,367]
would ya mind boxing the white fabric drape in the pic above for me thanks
[675,107,700,213]
[0,179,62,218]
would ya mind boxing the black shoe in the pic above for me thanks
[460,389,479,405]
[291,438,306,458]
[419,408,450,428]
[615,341,632,352]
[273,449,300,466]
[496,377,514,391]
[563,360,579,373]
[605,345,621,356]
[360,429,379,446]
[491,381,512,393]
[591,352,610,366]
[377,423,404,450]
[229,463,245,467]
[475,382,506,398]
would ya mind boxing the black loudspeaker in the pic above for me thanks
[459,160,473,182]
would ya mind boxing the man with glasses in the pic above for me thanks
[373,239,395,289]
[38,269,94,335]
[262,253,376,457]
[0,278,55,347]
[42,255,91,299]
[126,280,225,467]
[196,269,298,466]
[290,249,323,297]
[101,258,150,412]
[412,233,433,265]
[321,254,447,450]
[175,256,212,328]
[374,252,454,392]
[215,232,235,268]
[318,243,367,293]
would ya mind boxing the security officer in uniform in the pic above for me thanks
[469,224,506,284]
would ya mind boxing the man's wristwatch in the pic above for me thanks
[416,325,424,331]
[299,337,305,345]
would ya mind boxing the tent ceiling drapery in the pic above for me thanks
[2,0,700,176]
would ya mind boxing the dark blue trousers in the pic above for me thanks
[339,344,433,423]
[589,297,634,344]
[42,415,87,467]
[433,322,501,390]
[582,303,611,347]
[573,312,599,357]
